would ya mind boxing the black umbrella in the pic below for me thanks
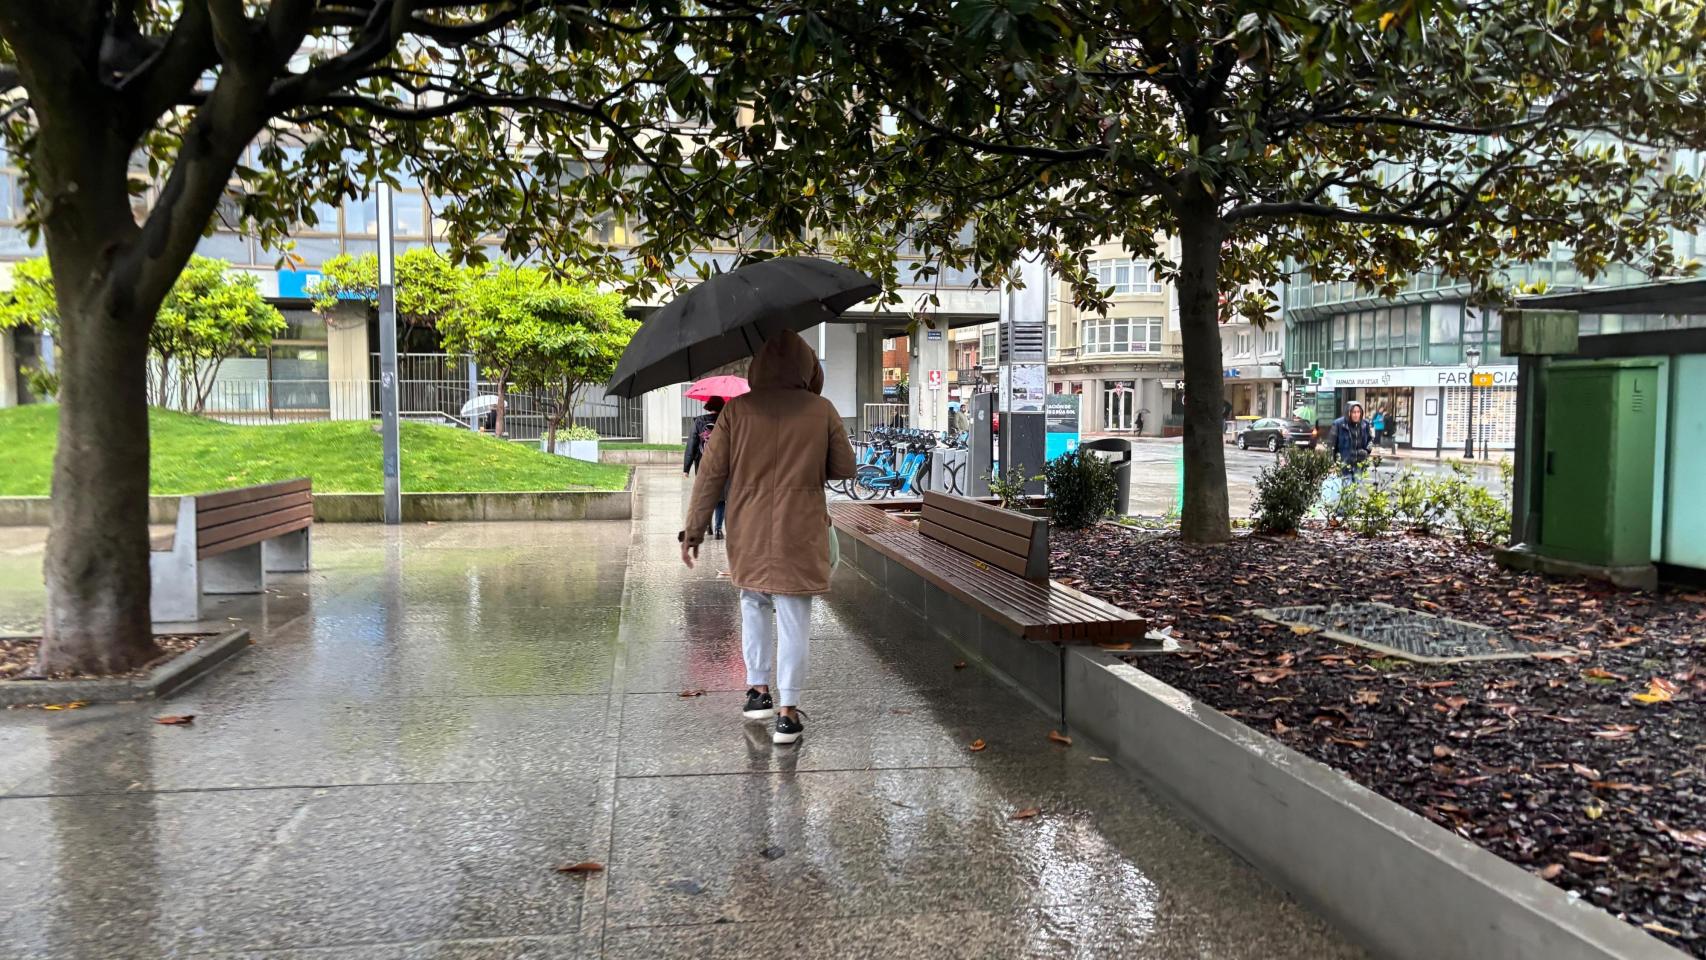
[606,256,880,398]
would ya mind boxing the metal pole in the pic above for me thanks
[467,360,479,432]
[377,184,402,524]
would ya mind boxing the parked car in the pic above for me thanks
[1236,417,1317,451]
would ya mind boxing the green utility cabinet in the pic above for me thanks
[1539,360,1661,568]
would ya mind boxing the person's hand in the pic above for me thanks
[681,542,699,569]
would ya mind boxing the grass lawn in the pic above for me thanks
[0,405,631,495]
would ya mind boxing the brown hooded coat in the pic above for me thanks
[683,329,857,595]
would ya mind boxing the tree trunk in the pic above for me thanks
[38,284,159,674]
[493,368,510,437]
[1175,203,1232,544]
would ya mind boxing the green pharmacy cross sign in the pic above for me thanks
[1306,363,1324,385]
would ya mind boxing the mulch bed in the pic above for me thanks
[1053,524,1706,955]
[0,635,205,682]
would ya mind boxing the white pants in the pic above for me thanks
[740,590,811,708]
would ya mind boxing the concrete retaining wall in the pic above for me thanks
[0,487,632,525]
[601,448,680,465]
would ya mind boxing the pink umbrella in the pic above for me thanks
[685,375,750,401]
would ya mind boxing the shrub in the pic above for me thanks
[24,364,59,400]
[1453,479,1511,545]
[1043,450,1120,529]
[562,424,600,441]
[1252,446,1335,534]
[986,467,1038,511]
[1338,475,1395,537]
[1391,469,1453,534]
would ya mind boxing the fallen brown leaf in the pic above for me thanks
[1095,641,1133,651]
[1289,624,1318,636]
[1252,668,1295,684]
[154,715,195,726]
[1352,689,1381,706]
[968,739,986,752]
[952,661,968,670]
[1047,730,1073,747]
[1631,676,1680,705]
[1660,823,1706,848]
[555,861,604,874]
[1009,807,1042,821]
[1570,762,1602,780]
[1567,851,1611,864]
[1582,668,1626,681]
[1537,863,1564,880]
[1588,781,1652,793]
[1327,736,1370,749]
[1642,922,1684,937]
[1419,681,1458,690]
[1432,744,1455,759]
[1591,724,1638,740]
[41,702,87,711]
[678,689,706,699]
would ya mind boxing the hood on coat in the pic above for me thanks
[748,328,823,395]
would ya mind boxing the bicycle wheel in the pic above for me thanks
[853,464,886,500]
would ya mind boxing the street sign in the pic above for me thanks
[927,369,944,387]
[926,329,943,341]
[1471,372,1495,388]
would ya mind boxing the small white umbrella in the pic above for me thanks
[460,395,500,417]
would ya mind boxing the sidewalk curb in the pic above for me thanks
[0,487,633,525]
[1062,648,1686,960]
[0,628,251,706]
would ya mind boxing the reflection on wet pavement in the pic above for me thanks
[0,469,1364,959]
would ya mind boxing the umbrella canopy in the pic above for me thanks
[606,256,879,398]
[459,395,500,417]
[685,375,750,402]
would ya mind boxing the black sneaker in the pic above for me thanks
[773,709,806,745]
[742,688,774,720]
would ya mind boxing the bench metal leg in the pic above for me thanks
[150,550,202,623]
[263,528,311,572]
[202,543,265,594]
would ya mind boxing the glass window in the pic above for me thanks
[344,195,378,235]
[1406,306,1423,345]
[291,236,342,266]
[196,232,251,264]
[393,192,426,237]
[1430,304,1461,344]
[303,201,339,233]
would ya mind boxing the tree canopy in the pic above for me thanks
[437,265,634,445]
[687,0,1706,541]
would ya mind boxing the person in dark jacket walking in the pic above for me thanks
[1331,401,1374,474]
[684,396,726,538]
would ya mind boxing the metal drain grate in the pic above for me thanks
[1255,602,1540,663]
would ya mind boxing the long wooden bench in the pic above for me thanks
[831,492,1147,643]
[150,478,313,621]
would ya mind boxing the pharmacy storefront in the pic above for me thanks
[1320,364,1520,453]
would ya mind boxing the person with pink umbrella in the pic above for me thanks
[683,376,749,539]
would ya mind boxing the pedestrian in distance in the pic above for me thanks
[684,395,726,538]
[681,329,857,745]
[1370,405,1387,443]
[1332,401,1375,476]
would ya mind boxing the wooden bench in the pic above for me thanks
[150,478,314,621]
[830,493,1146,643]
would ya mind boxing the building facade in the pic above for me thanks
[1044,242,1185,436]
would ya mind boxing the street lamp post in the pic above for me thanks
[1463,345,1481,460]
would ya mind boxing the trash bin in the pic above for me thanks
[1082,438,1134,515]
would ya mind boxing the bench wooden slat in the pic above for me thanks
[917,519,1032,578]
[922,491,1039,538]
[197,503,314,558]
[196,488,313,531]
[831,503,1147,642]
[193,477,311,513]
[197,512,315,560]
[918,507,1034,557]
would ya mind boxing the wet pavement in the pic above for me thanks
[0,468,1364,959]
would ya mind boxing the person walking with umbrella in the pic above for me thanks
[680,330,856,745]
[684,395,727,538]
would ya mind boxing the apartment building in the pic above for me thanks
[1045,242,1184,435]
[1219,316,1289,419]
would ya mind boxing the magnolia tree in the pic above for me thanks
[313,248,468,352]
[686,0,1706,543]
[0,2,821,673]
[437,266,633,448]
[0,255,284,412]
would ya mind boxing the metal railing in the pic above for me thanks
[861,403,908,434]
